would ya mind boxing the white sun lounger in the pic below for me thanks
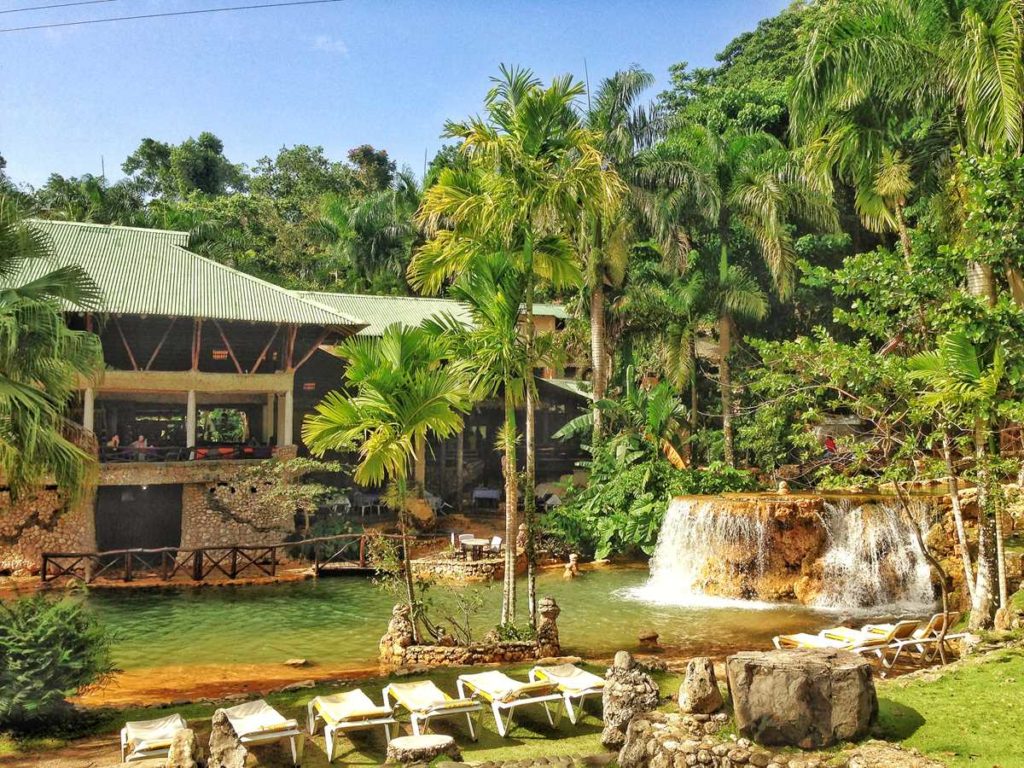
[306,689,397,762]
[121,713,187,763]
[456,670,562,737]
[383,680,482,740]
[862,612,966,664]
[222,699,304,765]
[774,619,922,671]
[529,663,606,724]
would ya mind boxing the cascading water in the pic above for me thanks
[626,495,936,612]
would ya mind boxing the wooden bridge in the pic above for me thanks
[40,532,448,585]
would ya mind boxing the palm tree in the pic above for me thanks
[792,0,1024,300]
[412,65,622,625]
[424,256,530,625]
[653,125,835,464]
[0,197,103,498]
[909,332,1008,628]
[302,325,473,638]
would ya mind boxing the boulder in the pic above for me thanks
[207,710,247,768]
[678,656,723,714]
[726,649,877,749]
[167,728,201,768]
[637,630,660,650]
[385,733,461,764]
[601,650,661,749]
[536,596,562,657]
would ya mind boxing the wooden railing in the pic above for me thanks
[40,532,450,585]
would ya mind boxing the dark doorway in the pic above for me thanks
[96,485,183,551]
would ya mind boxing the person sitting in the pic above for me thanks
[130,434,148,449]
[106,433,121,448]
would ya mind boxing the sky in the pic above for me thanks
[0,0,790,188]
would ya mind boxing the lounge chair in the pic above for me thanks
[222,699,304,765]
[382,680,483,739]
[456,670,562,737]
[862,612,966,664]
[529,663,606,724]
[774,619,922,671]
[121,713,187,763]
[307,689,397,762]
[485,536,503,555]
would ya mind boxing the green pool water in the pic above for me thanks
[85,569,838,671]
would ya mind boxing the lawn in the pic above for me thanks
[876,646,1024,768]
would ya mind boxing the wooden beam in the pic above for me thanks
[77,369,294,395]
[293,328,330,371]
[191,319,203,371]
[250,325,281,374]
[112,316,139,371]
[144,317,176,371]
[284,325,298,371]
[212,320,244,375]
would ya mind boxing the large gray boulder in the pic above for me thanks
[678,656,723,714]
[207,710,247,768]
[385,734,461,764]
[601,650,661,749]
[726,648,877,749]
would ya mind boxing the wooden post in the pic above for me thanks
[455,430,465,513]
[269,547,277,576]
[83,388,95,433]
[124,551,133,582]
[359,536,366,568]
[161,550,170,580]
[186,390,197,449]
[229,548,238,579]
[192,550,203,581]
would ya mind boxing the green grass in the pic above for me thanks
[0,664,683,766]
[876,647,1024,768]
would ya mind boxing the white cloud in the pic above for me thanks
[312,35,349,56]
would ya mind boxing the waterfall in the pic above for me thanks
[812,499,934,610]
[626,495,936,611]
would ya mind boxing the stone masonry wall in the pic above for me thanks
[0,489,95,575]
[180,477,295,550]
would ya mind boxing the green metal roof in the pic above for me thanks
[18,220,363,328]
[300,291,570,336]
[299,292,475,336]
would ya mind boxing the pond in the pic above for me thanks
[86,567,839,675]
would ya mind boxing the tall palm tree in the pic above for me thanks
[792,0,1024,300]
[910,332,1009,628]
[302,325,473,638]
[412,65,622,625]
[0,197,103,498]
[654,125,835,464]
[424,256,530,625]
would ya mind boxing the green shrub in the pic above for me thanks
[0,594,115,730]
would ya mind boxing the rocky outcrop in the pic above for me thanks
[379,598,562,671]
[166,728,201,768]
[0,489,94,575]
[726,649,877,749]
[385,734,461,764]
[207,710,247,768]
[601,651,661,749]
[678,656,723,714]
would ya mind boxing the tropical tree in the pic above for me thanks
[302,325,473,638]
[909,332,1014,628]
[0,198,103,498]
[412,65,622,625]
[424,255,530,625]
[653,125,835,464]
[791,0,1024,300]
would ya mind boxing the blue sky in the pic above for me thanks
[1,0,789,187]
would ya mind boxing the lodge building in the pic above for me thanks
[0,220,587,574]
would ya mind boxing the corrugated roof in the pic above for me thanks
[300,291,570,336]
[16,220,363,328]
[299,292,475,336]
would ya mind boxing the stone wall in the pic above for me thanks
[0,489,95,575]
[180,476,295,550]
[411,556,504,582]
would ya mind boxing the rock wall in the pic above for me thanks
[0,489,95,575]
[411,556,505,582]
[180,477,295,550]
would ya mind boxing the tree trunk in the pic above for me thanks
[943,431,975,603]
[455,430,465,513]
[523,231,538,629]
[719,312,734,467]
[501,392,518,626]
[967,262,997,306]
[396,476,419,643]
[686,333,698,465]
[414,434,426,497]
[1004,263,1024,307]
[970,419,996,630]
[590,278,607,442]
